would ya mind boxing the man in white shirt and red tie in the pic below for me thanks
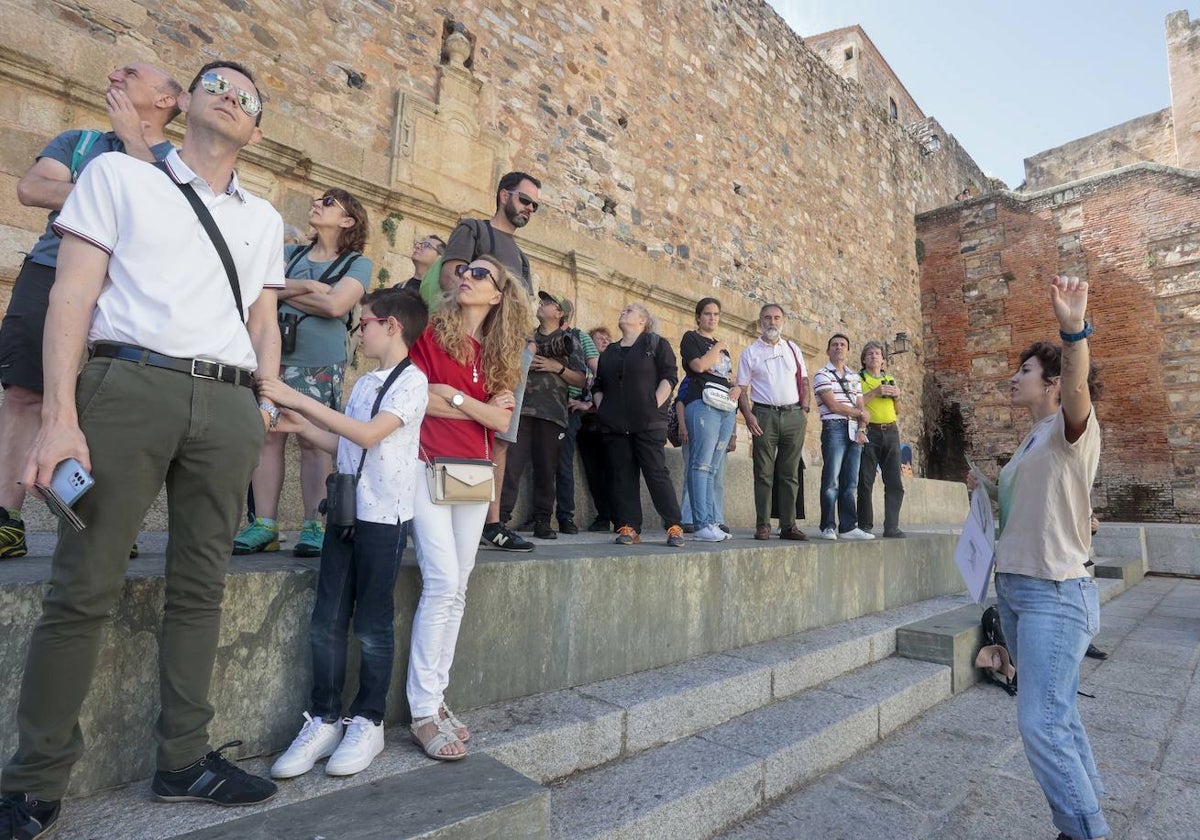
[736,304,811,541]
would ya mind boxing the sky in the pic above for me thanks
[769,0,1194,187]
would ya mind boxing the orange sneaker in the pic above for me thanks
[666,525,685,547]
[614,526,640,545]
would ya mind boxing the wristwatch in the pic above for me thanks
[258,401,280,428]
[451,392,466,408]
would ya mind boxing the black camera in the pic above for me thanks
[278,312,300,354]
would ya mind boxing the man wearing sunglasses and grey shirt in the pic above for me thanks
[439,170,542,552]
[1,61,284,837]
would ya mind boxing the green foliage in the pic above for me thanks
[381,212,403,246]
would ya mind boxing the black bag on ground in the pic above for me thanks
[978,605,1017,696]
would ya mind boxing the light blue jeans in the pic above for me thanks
[684,399,735,530]
[996,572,1109,840]
[679,441,727,526]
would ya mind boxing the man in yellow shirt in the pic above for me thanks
[857,341,905,537]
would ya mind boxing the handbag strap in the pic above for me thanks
[155,162,244,323]
[354,358,412,480]
[786,340,806,402]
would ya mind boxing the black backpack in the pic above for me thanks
[979,606,1017,696]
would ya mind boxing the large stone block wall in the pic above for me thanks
[1168,10,1200,170]
[917,164,1200,522]
[1023,108,1175,192]
[0,0,991,466]
[805,26,924,127]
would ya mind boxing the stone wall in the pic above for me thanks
[1168,10,1200,170]
[0,0,991,469]
[806,26,924,126]
[917,164,1200,522]
[1023,109,1175,192]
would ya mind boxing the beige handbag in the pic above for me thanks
[423,434,495,504]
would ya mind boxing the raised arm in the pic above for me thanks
[1050,275,1092,443]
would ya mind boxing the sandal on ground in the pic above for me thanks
[410,715,466,761]
[439,703,470,741]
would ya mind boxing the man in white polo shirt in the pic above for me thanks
[1,60,284,835]
[811,333,874,541]
[736,303,811,541]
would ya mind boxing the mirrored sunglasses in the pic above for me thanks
[199,71,262,117]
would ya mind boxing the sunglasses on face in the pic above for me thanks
[315,194,348,214]
[199,71,262,117]
[357,316,388,333]
[509,191,539,213]
[454,264,505,288]
[413,239,436,251]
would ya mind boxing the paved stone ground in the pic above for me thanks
[719,575,1200,840]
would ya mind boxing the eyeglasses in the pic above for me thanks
[357,316,388,333]
[315,195,348,214]
[413,239,436,251]
[508,191,539,213]
[454,263,505,289]
[199,71,262,118]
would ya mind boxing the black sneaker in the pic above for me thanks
[587,518,611,533]
[0,508,28,559]
[1085,643,1108,660]
[515,519,537,532]
[480,522,534,552]
[533,522,557,539]
[152,740,277,806]
[0,794,59,839]
[557,519,579,535]
[682,523,696,534]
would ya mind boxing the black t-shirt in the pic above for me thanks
[679,330,733,405]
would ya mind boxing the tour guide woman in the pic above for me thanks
[407,255,528,760]
[592,303,684,548]
[973,275,1108,840]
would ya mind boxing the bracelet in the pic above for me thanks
[559,364,566,375]
[1059,321,1093,343]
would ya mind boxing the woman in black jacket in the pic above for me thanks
[592,303,684,547]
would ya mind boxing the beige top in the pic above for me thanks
[995,407,1101,581]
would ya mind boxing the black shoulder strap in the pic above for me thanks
[481,219,530,283]
[318,252,360,285]
[355,358,413,479]
[155,162,244,323]
[285,244,313,276]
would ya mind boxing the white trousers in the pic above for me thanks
[407,487,488,718]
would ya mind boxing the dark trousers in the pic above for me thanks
[577,419,614,523]
[500,415,564,525]
[858,424,905,533]
[603,429,681,532]
[310,518,408,724]
[555,410,583,523]
[750,405,806,529]
[2,360,264,799]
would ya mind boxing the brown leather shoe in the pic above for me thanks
[780,526,809,541]
[754,525,771,540]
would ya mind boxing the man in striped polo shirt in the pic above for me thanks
[811,334,874,541]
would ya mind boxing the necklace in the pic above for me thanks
[472,361,478,383]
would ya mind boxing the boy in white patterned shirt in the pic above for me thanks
[259,289,428,779]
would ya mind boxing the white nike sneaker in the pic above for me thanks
[840,528,876,541]
[270,712,343,779]
[815,528,838,540]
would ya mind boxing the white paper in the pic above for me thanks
[954,488,996,604]
[848,418,859,441]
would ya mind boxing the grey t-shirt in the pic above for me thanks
[26,131,174,267]
[442,218,533,297]
[279,244,373,368]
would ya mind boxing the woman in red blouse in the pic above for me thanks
[407,255,529,760]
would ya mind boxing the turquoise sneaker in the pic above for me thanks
[295,518,325,558]
[233,517,279,555]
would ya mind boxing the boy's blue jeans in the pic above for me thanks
[819,419,862,533]
[310,519,409,724]
[996,572,1110,840]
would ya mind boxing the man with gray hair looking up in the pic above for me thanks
[736,304,811,541]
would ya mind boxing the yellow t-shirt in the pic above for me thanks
[860,370,898,424]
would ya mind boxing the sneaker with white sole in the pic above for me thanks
[693,524,725,542]
[815,528,838,540]
[270,713,343,779]
[840,528,876,540]
[326,716,385,776]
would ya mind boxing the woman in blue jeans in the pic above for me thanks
[679,298,739,542]
[971,276,1107,840]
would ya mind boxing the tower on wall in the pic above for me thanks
[1167,10,1200,170]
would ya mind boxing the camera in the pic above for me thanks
[278,312,300,354]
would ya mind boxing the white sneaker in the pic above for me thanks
[840,528,876,541]
[326,716,385,776]
[270,712,343,779]
[815,528,838,540]
[693,524,725,542]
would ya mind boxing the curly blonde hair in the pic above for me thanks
[429,255,531,392]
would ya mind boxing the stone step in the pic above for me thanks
[547,657,951,840]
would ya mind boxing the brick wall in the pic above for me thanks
[917,165,1200,522]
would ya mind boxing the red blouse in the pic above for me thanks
[410,327,504,461]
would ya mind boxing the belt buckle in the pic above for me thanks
[190,359,225,382]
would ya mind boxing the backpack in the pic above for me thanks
[69,130,104,182]
[978,606,1017,696]
[283,245,364,361]
[420,218,532,310]
[666,375,689,447]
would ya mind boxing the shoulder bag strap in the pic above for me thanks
[285,243,313,276]
[155,162,244,323]
[355,358,412,480]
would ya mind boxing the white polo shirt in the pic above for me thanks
[736,337,808,406]
[53,149,285,370]
[336,362,429,525]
